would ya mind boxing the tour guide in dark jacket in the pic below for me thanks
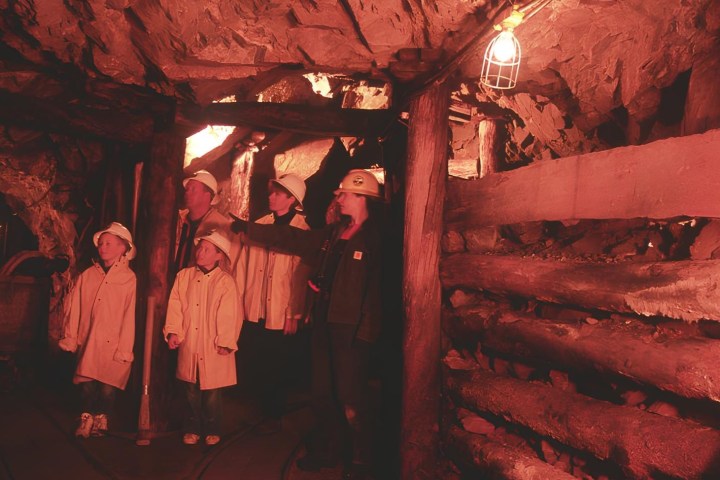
[239,212,382,343]
[231,169,384,478]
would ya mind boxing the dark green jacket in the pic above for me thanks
[247,218,383,343]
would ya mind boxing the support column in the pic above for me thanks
[477,118,503,177]
[136,131,184,432]
[401,81,449,479]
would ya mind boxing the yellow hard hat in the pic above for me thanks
[334,169,382,198]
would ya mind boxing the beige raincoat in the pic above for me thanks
[59,258,136,390]
[236,213,309,330]
[164,266,241,390]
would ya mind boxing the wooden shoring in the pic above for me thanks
[445,303,720,402]
[401,80,449,479]
[441,254,720,322]
[445,129,720,228]
[447,369,720,479]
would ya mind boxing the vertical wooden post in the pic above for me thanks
[477,118,502,177]
[401,81,449,479]
[137,131,184,432]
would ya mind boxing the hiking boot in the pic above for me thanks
[182,433,200,445]
[75,413,93,438]
[91,414,108,437]
[205,435,220,445]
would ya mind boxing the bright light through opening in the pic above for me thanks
[184,125,236,169]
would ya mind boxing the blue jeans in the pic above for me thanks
[182,380,223,436]
[80,380,116,415]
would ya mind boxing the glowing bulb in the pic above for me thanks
[491,31,517,63]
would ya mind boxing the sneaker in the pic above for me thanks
[182,433,200,445]
[91,414,108,437]
[205,435,220,445]
[75,413,93,438]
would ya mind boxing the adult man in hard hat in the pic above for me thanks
[174,170,238,274]
[236,173,310,434]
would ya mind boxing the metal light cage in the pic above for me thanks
[480,30,521,90]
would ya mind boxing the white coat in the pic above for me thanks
[59,257,136,390]
[236,213,309,330]
[163,266,241,390]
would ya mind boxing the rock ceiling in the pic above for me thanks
[1,0,719,157]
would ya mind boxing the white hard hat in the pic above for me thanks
[334,169,382,198]
[194,230,231,259]
[269,173,306,208]
[183,170,220,205]
[93,222,136,260]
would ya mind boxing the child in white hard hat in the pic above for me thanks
[59,222,137,438]
[164,230,241,446]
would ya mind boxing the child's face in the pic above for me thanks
[97,233,128,267]
[195,240,223,269]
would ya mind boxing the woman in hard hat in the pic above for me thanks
[164,230,241,446]
[59,222,137,438]
[231,169,384,478]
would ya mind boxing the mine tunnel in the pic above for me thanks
[1,0,720,479]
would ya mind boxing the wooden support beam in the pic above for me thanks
[401,81,449,479]
[445,129,720,228]
[445,426,576,480]
[477,119,503,178]
[179,102,396,137]
[445,303,720,402]
[447,369,720,479]
[441,255,720,322]
[0,89,155,144]
[136,132,184,432]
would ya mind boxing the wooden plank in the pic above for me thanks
[445,426,576,480]
[136,132,184,432]
[441,254,720,322]
[446,303,720,402]
[447,369,720,479]
[0,90,155,144]
[445,129,720,228]
[401,81,449,479]
[180,102,396,137]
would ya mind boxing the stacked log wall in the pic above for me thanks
[440,128,720,479]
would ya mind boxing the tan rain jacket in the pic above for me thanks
[164,266,241,390]
[236,213,309,330]
[59,257,136,390]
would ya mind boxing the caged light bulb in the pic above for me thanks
[491,31,517,63]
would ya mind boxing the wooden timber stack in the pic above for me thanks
[440,128,720,479]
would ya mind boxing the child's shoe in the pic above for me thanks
[75,413,93,438]
[91,414,108,436]
[183,433,200,445]
[205,435,220,445]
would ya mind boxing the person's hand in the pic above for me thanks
[216,346,233,355]
[229,213,248,234]
[167,333,181,349]
[283,315,299,335]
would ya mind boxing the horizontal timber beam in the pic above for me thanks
[0,89,155,144]
[440,255,720,322]
[179,102,397,137]
[445,303,720,402]
[445,129,720,228]
[445,426,576,480]
[447,369,720,479]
